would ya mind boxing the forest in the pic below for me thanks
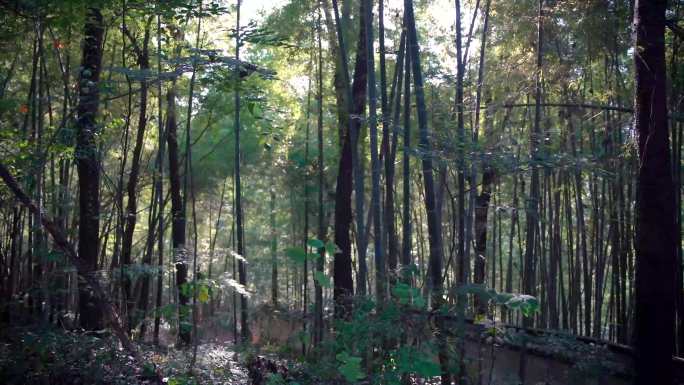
[0,0,681,384]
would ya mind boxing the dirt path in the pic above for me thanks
[144,343,250,384]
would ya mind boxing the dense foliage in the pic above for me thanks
[0,0,681,384]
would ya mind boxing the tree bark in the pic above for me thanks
[234,0,250,343]
[472,0,492,317]
[633,0,677,383]
[330,0,367,317]
[166,81,190,345]
[314,5,326,345]
[519,1,543,381]
[401,41,412,281]
[405,2,448,383]
[363,0,385,304]
[120,19,151,335]
[153,9,166,346]
[351,0,369,297]
[75,7,105,331]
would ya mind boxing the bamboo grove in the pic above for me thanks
[0,0,681,383]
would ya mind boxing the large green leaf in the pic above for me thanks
[336,352,365,382]
[285,247,306,264]
[307,238,324,249]
[313,271,331,288]
[505,294,539,317]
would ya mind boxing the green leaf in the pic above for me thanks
[392,283,412,304]
[392,282,424,308]
[180,282,192,297]
[313,271,331,288]
[336,352,365,382]
[325,241,339,256]
[41,249,64,263]
[413,293,426,308]
[457,283,492,302]
[396,347,441,377]
[285,247,306,264]
[198,286,210,303]
[413,357,441,377]
[298,330,311,346]
[505,294,539,317]
[307,238,324,249]
[155,303,177,320]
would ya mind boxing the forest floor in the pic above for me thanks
[0,325,252,385]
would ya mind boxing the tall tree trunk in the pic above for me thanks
[330,0,367,318]
[271,185,278,307]
[385,29,406,286]
[401,42,412,282]
[364,0,385,304]
[380,0,400,287]
[205,180,224,316]
[452,3,469,379]
[302,57,312,356]
[234,0,250,343]
[184,3,205,359]
[120,20,151,335]
[523,0,543,316]
[454,0,467,294]
[138,167,158,340]
[166,83,190,345]
[32,20,47,320]
[633,1,676,383]
[405,2,448,383]
[668,3,684,355]
[314,5,326,345]
[75,7,105,331]
[519,1,543,382]
[153,10,166,346]
[351,0,369,297]
[472,0,492,317]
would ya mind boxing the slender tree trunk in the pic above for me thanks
[234,0,249,343]
[302,55,312,356]
[314,5,326,345]
[452,3,469,379]
[205,181,224,315]
[184,2,205,357]
[351,0,369,297]
[405,2,448,383]
[120,19,151,335]
[550,172,562,330]
[32,20,47,320]
[472,0,492,317]
[454,0,467,294]
[330,0,367,317]
[523,0,543,313]
[75,7,105,331]
[166,83,190,345]
[363,0,384,304]
[271,185,278,307]
[380,0,400,289]
[519,1,543,381]
[138,166,158,340]
[153,10,166,346]
[401,44,412,282]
